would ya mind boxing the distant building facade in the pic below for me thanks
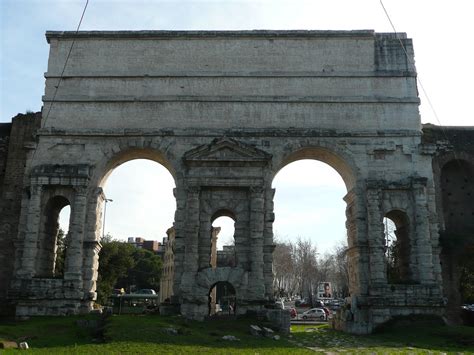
[159,227,176,303]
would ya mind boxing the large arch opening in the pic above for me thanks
[439,158,474,315]
[271,148,354,307]
[95,155,176,305]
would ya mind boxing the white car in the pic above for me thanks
[301,308,327,321]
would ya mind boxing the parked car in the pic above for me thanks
[301,308,327,321]
[133,289,156,295]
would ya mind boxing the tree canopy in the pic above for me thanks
[95,235,163,305]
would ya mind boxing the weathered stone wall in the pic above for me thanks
[422,124,474,323]
[3,31,451,333]
[160,227,176,303]
[0,113,41,315]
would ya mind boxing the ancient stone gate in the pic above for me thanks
[3,30,448,333]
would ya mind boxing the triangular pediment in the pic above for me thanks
[183,137,271,165]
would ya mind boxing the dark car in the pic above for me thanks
[295,299,311,307]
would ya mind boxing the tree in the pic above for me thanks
[96,240,135,305]
[333,241,350,297]
[119,248,163,292]
[459,247,474,304]
[54,228,67,277]
[293,237,318,302]
[273,240,297,297]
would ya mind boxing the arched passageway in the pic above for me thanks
[209,281,236,316]
[271,159,348,301]
[36,196,70,278]
[93,156,176,301]
[383,210,412,284]
[438,159,474,318]
[271,147,356,301]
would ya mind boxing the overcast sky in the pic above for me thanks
[1,0,472,254]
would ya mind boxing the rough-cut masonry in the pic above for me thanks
[0,30,470,334]
[0,113,41,316]
[421,125,474,323]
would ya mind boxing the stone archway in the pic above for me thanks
[5,30,448,333]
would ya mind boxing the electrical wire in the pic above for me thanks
[30,0,90,163]
[379,0,469,177]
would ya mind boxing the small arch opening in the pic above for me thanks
[384,210,412,284]
[211,213,236,267]
[36,195,71,278]
[208,281,236,317]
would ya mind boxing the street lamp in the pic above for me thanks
[102,198,113,240]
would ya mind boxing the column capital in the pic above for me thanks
[186,185,201,194]
[249,186,264,195]
[74,185,88,196]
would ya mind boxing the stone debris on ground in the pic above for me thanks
[162,327,178,335]
[222,335,240,341]
[0,341,18,349]
[262,327,274,337]
[249,324,262,336]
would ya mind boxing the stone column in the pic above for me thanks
[198,216,212,269]
[248,186,265,300]
[210,227,218,269]
[64,186,88,281]
[413,183,435,283]
[17,184,43,278]
[184,186,200,272]
[263,187,276,299]
[172,186,186,301]
[366,188,386,284]
[178,185,201,307]
[81,188,105,304]
[344,187,370,296]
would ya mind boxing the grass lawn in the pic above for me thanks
[0,314,473,354]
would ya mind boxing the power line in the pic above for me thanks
[30,0,90,163]
[43,0,90,127]
[379,0,443,128]
[379,0,468,176]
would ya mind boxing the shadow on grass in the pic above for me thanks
[103,315,297,351]
[0,314,304,353]
[290,319,474,353]
[0,315,99,348]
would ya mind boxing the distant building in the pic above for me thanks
[160,227,176,303]
[127,237,164,255]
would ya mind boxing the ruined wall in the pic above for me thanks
[422,124,474,322]
[0,113,41,315]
